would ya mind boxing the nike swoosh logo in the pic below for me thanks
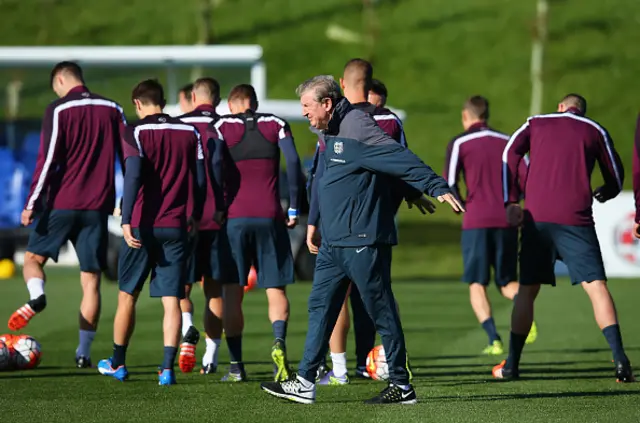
[356,247,366,253]
[401,391,413,399]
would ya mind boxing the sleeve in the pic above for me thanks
[394,118,408,148]
[207,131,226,212]
[443,138,464,203]
[502,120,531,204]
[123,125,143,159]
[517,154,530,199]
[634,114,640,223]
[308,150,325,227]
[25,104,60,211]
[306,143,320,200]
[595,126,624,201]
[357,117,450,198]
[121,156,142,225]
[191,129,206,221]
[278,135,302,213]
[114,105,128,209]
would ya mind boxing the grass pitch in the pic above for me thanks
[0,268,639,422]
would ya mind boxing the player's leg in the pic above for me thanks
[9,210,72,330]
[261,244,349,404]
[319,284,351,385]
[350,282,376,378]
[180,284,195,337]
[152,227,189,386]
[98,228,149,381]
[178,233,202,373]
[493,221,553,379]
[553,224,634,382]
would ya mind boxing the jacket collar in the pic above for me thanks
[325,97,352,135]
[565,107,584,116]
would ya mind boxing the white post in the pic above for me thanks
[530,0,548,116]
[251,61,267,101]
[6,80,22,150]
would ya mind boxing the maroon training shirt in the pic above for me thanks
[122,113,204,228]
[179,104,220,230]
[213,112,292,220]
[503,108,624,226]
[444,123,528,229]
[26,85,126,212]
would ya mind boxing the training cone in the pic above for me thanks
[245,266,257,292]
[0,259,16,279]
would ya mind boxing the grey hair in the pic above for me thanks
[295,75,342,103]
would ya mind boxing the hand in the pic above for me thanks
[437,193,465,213]
[122,224,142,249]
[21,209,34,227]
[113,207,121,217]
[506,203,524,227]
[213,211,226,226]
[593,186,614,203]
[187,217,200,238]
[306,224,321,255]
[406,195,436,214]
[286,208,299,228]
[634,223,640,240]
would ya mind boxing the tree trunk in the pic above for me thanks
[362,0,379,64]
[530,0,548,116]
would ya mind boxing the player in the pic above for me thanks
[177,77,228,374]
[8,61,126,369]
[260,75,463,405]
[367,79,387,108]
[494,94,634,382]
[97,79,206,385]
[211,84,302,382]
[633,113,640,240]
[178,83,194,114]
[443,96,536,355]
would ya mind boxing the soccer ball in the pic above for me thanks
[0,340,14,371]
[12,335,42,370]
[366,345,389,381]
[245,266,257,292]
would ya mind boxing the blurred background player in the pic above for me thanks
[443,96,535,355]
[309,59,418,385]
[8,61,126,369]
[495,94,634,382]
[633,113,640,240]
[178,83,194,114]
[212,84,302,382]
[367,79,387,108]
[97,79,206,385]
[178,76,227,374]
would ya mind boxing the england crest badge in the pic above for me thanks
[334,141,343,154]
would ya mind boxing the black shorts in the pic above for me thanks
[118,227,188,298]
[520,221,606,286]
[27,209,108,272]
[185,229,238,284]
[461,228,518,287]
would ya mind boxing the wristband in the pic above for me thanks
[288,208,298,219]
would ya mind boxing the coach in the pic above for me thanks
[261,75,464,405]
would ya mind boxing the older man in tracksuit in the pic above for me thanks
[260,75,464,405]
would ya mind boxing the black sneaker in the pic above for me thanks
[261,378,316,404]
[200,363,217,375]
[365,383,417,405]
[76,355,92,369]
[316,363,332,382]
[616,360,636,383]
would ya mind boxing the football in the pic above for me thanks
[0,340,14,371]
[12,335,42,370]
[366,344,389,381]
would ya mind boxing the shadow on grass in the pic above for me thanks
[431,390,640,402]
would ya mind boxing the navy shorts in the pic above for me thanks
[520,221,606,286]
[461,228,518,287]
[27,209,108,273]
[118,227,188,298]
[226,217,294,288]
[186,229,238,284]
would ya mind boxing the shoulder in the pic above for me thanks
[340,109,395,146]
[179,110,217,124]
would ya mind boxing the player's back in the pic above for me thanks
[214,111,287,220]
[523,110,620,225]
[29,86,125,212]
[128,114,201,228]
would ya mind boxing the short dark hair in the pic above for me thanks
[343,58,373,92]
[370,79,387,98]
[463,95,490,120]
[50,61,84,86]
[561,93,587,114]
[132,79,166,108]
[179,83,194,98]
[193,77,221,103]
[228,84,257,104]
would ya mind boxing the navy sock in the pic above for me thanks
[227,336,243,364]
[481,317,501,344]
[602,324,627,363]
[272,320,287,343]
[112,343,127,368]
[162,346,178,370]
[504,332,527,370]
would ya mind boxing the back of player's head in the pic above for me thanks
[228,84,258,109]
[131,79,166,108]
[560,93,587,114]
[50,61,84,86]
[343,58,373,91]
[463,96,490,121]
[370,79,387,99]
[193,77,221,105]
[179,83,194,99]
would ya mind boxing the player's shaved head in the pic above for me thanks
[228,84,258,113]
[463,96,490,121]
[343,58,373,92]
[560,93,587,114]
[193,77,221,106]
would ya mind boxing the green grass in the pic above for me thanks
[1,268,639,422]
